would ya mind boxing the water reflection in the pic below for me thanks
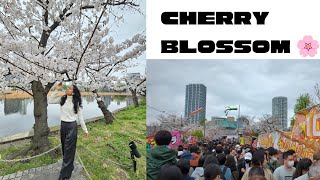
[83,95,95,103]
[4,98,32,115]
[101,96,111,107]
[0,95,130,137]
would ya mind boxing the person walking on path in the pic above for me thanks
[48,82,89,180]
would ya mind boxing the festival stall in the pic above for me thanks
[257,105,320,159]
[146,131,198,150]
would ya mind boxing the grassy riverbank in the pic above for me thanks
[0,91,130,99]
[0,100,146,180]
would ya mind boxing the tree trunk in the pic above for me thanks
[30,81,51,155]
[96,98,115,124]
[130,89,139,107]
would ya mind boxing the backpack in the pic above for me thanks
[220,166,227,180]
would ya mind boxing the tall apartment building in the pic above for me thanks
[184,84,207,124]
[272,96,288,130]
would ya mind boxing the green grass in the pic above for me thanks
[0,100,146,180]
[0,140,60,175]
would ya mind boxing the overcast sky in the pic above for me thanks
[147,60,320,125]
[110,0,146,74]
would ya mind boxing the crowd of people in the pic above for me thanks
[147,130,320,180]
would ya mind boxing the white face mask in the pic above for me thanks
[287,160,294,168]
[272,157,278,161]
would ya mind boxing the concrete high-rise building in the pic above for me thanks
[272,96,288,130]
[184,84,207,124]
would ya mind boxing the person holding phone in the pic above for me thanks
[48,82,89,180]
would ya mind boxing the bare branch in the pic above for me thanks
[314,83,320,105]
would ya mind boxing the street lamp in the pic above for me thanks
[225,106,238,116]
[225,105,241,140]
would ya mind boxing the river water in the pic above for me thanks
[0,95,132,137]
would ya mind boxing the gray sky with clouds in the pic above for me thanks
[147,60,320,125]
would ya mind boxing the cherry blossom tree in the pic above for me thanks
[157,114,186,132]
[0,0,145,156]
[205,126,223,141]
[156,114,203,133]
[238,114,280,135]
[146,121,160,136]
[124,74,146,107]
[92,89,116,124]
[107,74,146,107]
[257,114,280,133]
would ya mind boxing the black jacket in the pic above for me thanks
[237,159,246,180]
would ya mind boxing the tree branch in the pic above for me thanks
[36,0,46,9]
[12,52,61,74]
[74,3,108,78]
[0,14,16,40]
[85,68,98,82]
[44,0,49,26]
[0,57,35,76]
[28,26,40,44]
[49,3,74,32]
[8,86,33,96]
[75,0,138,11]
[105,60,125,77]
[65,72,72,81]
[44,82,54,94]
[45,45,54,56]
[46,0,135,46]
[136,78,146,88]
[314,83,320,105]
[0,11,22,33]
[85,66,99,72]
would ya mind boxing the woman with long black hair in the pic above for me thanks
[48,82,89,180]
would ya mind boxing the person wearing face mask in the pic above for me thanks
[230,149,238,165]
[241,150,274,180]
[235,144,241,152]
[287,149,299,168]
[267,148,281,173]
[238,152,252,180]
[273,151,296,180]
